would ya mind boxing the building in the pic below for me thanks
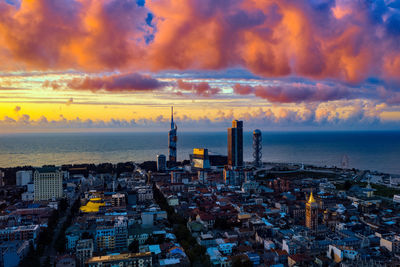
[0,170,5,187]
[66,231,80,251]
[114,218,128,251]
[168,106,177,163]
[86,252,152,267]
[0,225,40,243]
[394,194,400,204]
[0,240,29,267]
[56,255,76,267]
[327,245,358,263]
[141,212,154,227]
[157,154,167,172]
[209,154,228,167]
[95,226,116,252]
[112,193,126,207]
[137,187,153,202]
[223,166,245,186]
[365,180,375,198]
[190,148,211,169]
[16,170,32,186]
[253,129,262,167]
[306,192,318,234]
[227,120,243,167]
[33,167,63,201]
[127,191,138,206]
[167,195,179,206]
[76,239,94,267]
[380,235,400,253]
[21,191,34,201]
[170,171,191,184]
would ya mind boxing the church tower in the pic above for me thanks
[306,192,318,234]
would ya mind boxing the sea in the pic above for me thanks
[0,131,400,174]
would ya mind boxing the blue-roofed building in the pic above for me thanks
[148,245,161,255]
[207,247,229,267]
[335,237,361,248]
[218,243,236,255]
[159,258,180,266]
[246,252,260,266]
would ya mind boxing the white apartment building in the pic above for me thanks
[34,167,63,201]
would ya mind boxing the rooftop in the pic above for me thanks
[86,252,152,263]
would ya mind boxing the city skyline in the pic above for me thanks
[1,1,400,267]
[1,0,400,132]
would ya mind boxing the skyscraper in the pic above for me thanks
[227,120,243,167]
[306,192,318,234]
[253,129,262,167]
[168,107,177,162]
[157,154,166,172]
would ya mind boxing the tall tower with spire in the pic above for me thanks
[306,192,318,234]
[168,106,177,162]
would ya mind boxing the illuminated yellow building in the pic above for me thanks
[306,192,318,233]
[80,198,105,213]
[190,148,210,169]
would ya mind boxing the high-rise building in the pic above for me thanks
[157,154,166,172]
[253,129,262,167]
[227,120,243,167]
[33,167,63,201]
[168,106,177,162]
[305,192,318,233]
[0,170,4,187]
[190,148,211,169]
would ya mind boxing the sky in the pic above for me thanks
[1,0,400,132]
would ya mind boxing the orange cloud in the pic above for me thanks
[14,105,21,112]
[177,80,220,97]
[233,83,351,103]
[64,73,165,92]
[0,0,399,86]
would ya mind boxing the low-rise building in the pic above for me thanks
[0,225,40,243]
[112,193,126,207]
[0,240,29,267]
[76,239,94,267]
[380,235,400,253]
[86,252,152,267]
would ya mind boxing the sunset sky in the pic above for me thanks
[1,0,400,132]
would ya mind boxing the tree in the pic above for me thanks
[128,240,139,253]
[81,231,93,240]
[343,180,353,191]
[59,198,68,213]
[19,244,41,267]
[153,185,211,266]
[214,217,229,230]
[232,256,253,267]
[55,232,66,253]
